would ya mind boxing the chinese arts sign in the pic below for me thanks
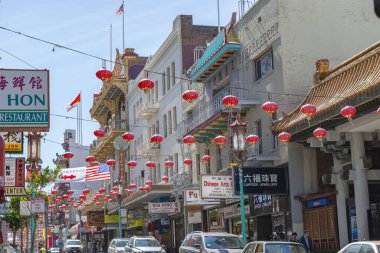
[0,69,49,131]
[0,132,23,153]
[200,175,239,199]
[234,167,288,195]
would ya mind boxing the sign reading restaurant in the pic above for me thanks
[200,175,239,199]
[0,69,49,131]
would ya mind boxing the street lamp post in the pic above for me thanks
[229,118,248,244]
[26,132,42,253]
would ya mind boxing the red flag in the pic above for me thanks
[67,93,81,112]
[116,4,124,15]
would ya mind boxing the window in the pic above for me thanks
[156,120,160,134]
[155,80,159,102]
[174,153,178,173]
[343,244,362,253]
[173,106,177,131]
[360,245,375,253]
[157,164,161,182]
[163,114,167,138]
[272,113,279,150]
[188,235,201,247]
[254,244,263,253]
[171,61,176,85]
[162,72,166,96]
[195,154,200,182]
[245,243,257,253]
[168,110,172,135]
[255,49,273,80]
[167,67,171,91]
[256,120,263,154]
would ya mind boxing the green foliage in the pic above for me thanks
[25,165,62,192]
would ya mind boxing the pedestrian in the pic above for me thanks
[300,230,313,253]
[290,232,300,243]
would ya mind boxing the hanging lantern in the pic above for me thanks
[96,193,103,199]
[182,90,199,103]
[51,190,58,195]
[150,134,163,144]
[164,160,174,167]
[55,196,62,202]
[112,186,120,192]
[222,95,239,109]
[79,195,86,201]
[126,189,134,195]
[83,189,90,195]
[146,161,156,168]
[94,129,105,138]
[214,135,227,145]
[106,159,116,166]
[245,134,260,145]
[341,106,357,120]
[138,79,155,93]
[107,199,113,203]
[129,183,137,189]
[99,187,106,194]
[201,155,211,163]
[96,67,113,81]
[48,205,55,210]
[68,198,73,203]
[61,204,67,209]
[104,195,110,200]
[84,202,89,207]
[62,194,69,200]
[111,191,119,197]
[377,108,380,115]
[127,160,137,168]
[183,135,196,145]
[63,152,74,159]
[184,158,193,165]
[161,176,169,182]
[277,132,292,143]
[73,204,79,209]
[145,180,153,186]
[67,190,74,195]
[300,104,317,120]
[95,201,101,206]
[138,187,145,192]
[122,132,135,142]
[85,156,95,163]
[262,101,278,115]
[313,127,327,141]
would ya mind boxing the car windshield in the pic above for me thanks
[204,236,244,249]
[66,241,82,246]
[135,239,160,247]
[265,243,307,253]
[116,240,129,247]
[377,245,380,252]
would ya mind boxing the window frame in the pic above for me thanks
[255,49,274,81]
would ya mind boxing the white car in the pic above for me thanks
[242,241,306,253]
[108,238,130,253]
[125,236,165,253]
[63,239,83,253]
[179,232,245,253]
[337,241,380,253]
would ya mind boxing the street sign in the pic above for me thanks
[20,200,32,215]
[4,157,26,196]
[185,189,221,206]
[32,197,45,213]
[149,202,180,214]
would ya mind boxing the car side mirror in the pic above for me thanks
[194,244,201,249]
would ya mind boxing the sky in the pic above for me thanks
[0,0,238,170]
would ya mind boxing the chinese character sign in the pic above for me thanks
[0,132,23,153]
[0,69,49,131]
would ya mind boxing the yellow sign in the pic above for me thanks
[127,219,143,229]
[1,132,23,153]
[5,187,27,196]
[104,214,119,224]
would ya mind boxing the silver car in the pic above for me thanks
[179,232,245,253]
[125,236,165,253]
[242,241,306,253]
[108,238,130,253]
[337,241,380,253]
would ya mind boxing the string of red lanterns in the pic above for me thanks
[85,156,95,163]
[164,160,174,167]
[245,134,260,145]
[201,155,211,163]
[222,95,239,109]
[106,159,116,166]
[146,161,156,168]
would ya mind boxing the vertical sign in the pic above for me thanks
[4,157,27,196]
[0,132,23,153]
[0,136,4,203]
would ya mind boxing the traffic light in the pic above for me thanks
[375,0,380,18]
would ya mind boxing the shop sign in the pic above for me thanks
[222,203,250,219]
[0,132,23,153]
[0,202,10,214]
[104,214,119,224]
[234,167,288,195]
[31,197,45,213]
[87,211,105,226]
[161,217,170,226]
[201,175,239,199]
[127,219,143,229]
[187,211,202,224]
[306,198,329,209]
[254,195,272,209]
[0,69,50,131]
[5,157,27,196]
[185,189,221,206]
[149,202,180,214]
[20,200,32,215]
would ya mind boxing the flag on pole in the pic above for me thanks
[85,163,111,181]
[116,4,124,15]
[67,93,81,112]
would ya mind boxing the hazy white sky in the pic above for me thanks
[0,0,238,169]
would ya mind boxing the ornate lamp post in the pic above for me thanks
[26,132,42,253]
[229,118,248,244]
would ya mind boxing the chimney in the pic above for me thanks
[313,59,329,85]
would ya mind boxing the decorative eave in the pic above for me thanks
[90,128,128,162]
[189,17,240,83]
[272,41,380,140]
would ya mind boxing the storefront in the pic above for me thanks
[220,201,251,240]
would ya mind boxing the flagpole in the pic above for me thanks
[122,0,125,50]
[80,90,82,145]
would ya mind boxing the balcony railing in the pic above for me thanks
[136,100,159,120]
[90,119,128,150]
[172,171,193,191]
[137,141,160,158]
[182,82,206,113]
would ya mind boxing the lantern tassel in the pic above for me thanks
[348,117,355,126]
[319,138,324,147]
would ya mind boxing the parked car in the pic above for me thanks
[63,239,83,253]
[242,241,306,253]
[108,238,130,253]
[125,236,165,253]
[337,241,380,253]
[49,247,61,253]
[179,232,245,253]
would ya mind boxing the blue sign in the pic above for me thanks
[306,198,329,209]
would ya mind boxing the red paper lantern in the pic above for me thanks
[127,160,137,168]
[138,79,155,93]
[129,184,137,189]
[111,191,119,197]
[184,158,193,165]
[222,95,239,109]
[96,67,112,81]
[55,196,62,202]
[84,202,89,207]
[79,195,86,201]
[106,159,116,166]
[183,135,196,145]
[201,155,211,163]
[73,204,79,209]
[182,90,199,103]
[277,132,292,143]
[51,190,58,195]
[377,108,380,115]
[112,186,120,192]
[313,127,327,140]
[95,201,101,206]
[85,156,95,163]
[245,134,260,145]
[67,190,74,195]
[145,180,153,186]
[63,152,74,159]
[99,187,106,194]
[62,194,69,200]
[94,129,105,138]
[61,204,67,209]
[161,176,169,182]
[122,132,135,142]
[83,189,90,195]
[68,198,73,203]
[138,187,145,192]
[150,134,163,144]
[214,135,227,145]
[341,106,357,119]
[48,205,55,209]
[104,195,110,200]
[107,199,113,203]
[300,104,317,120]
[164,160,174,167]
[126,189,134,195]
[262,101,278,115]
[146,161,156,168]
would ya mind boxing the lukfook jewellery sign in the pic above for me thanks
[200,175,239,199]
[0,69,50,131]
